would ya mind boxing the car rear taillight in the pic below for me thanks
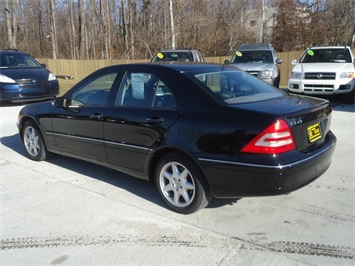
[242,119,296,154]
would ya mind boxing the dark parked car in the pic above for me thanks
[0,49,59,103]
[151,48,204,62]
[17,62,336,214]
[229,43,282,88]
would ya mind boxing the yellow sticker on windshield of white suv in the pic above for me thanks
[307,50,314,56]
[307,123,322,143]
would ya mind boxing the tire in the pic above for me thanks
[154,152,211,214]
[274,75,280,88]
[22,121,48,161]
[344,89,354,104]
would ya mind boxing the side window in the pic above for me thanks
[116,71,176,109]
[71,73,118,106]
[153,81,176,109]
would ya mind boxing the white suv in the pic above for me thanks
[288,45,355,104]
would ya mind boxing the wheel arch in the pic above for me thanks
[148,147,212,195]
[19,115,44,143]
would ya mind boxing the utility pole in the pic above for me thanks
[169,0,175,49]
[259,0,266,43]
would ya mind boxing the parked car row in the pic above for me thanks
[1,45,354,104]
[153,44,283,89]
[227,43,355,104]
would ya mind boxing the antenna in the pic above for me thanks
[222,60,230,71]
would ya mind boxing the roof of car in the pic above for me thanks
[239,43,274,50]
[1,49,22,53]
[106,62,231,73]
[0,49,31,57]
[308,45,351,49]
[155,48,201,52]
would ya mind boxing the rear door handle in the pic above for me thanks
[89,113,104,120]
[145,117,164,123]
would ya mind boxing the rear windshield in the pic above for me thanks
[0,53,42,68]
[300,48,352,63]
[192,70,284,104]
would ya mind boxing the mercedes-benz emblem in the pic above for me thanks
[317,74,323,79]
[31,80,37,84]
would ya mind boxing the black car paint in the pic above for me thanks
[18,63,336,199]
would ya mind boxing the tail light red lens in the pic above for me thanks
[241,119,296,154]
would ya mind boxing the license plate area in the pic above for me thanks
[307,123,322,143]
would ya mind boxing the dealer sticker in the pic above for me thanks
[307,123,322,143]
[307,50,314,56]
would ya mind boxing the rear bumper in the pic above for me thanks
[198,132,336,198]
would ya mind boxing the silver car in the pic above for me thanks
[229,43,282,88]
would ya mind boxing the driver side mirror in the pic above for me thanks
[52,96,67,108]
[291,59,298,65]
[52,96,83,111]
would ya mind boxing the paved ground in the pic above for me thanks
[0,100,354,265]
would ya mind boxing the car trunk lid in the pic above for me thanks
[232,94,332,152]
[284,101,332,152]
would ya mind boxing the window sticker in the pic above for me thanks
[236,51,243,57]
[157,52,164,59]
[307,50,314,56]
[131,73,146,99]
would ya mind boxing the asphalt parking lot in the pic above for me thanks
[1,99,354,265]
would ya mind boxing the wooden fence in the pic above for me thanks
[36,50,307,94]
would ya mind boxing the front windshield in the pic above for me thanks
[231,50,273,64]
[300,48,351,63]
[0,53,42,69]
[152,52,193,62]
[193,70,284,104]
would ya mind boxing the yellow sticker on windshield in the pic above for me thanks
[307,50,314,56]
[157,53,164,59]
[236,51,243,57]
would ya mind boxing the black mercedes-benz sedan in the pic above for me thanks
[17,62,336,214]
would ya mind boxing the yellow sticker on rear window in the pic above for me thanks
[157,53,164,59]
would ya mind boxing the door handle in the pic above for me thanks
[89,113,104,120]
[145,117,164,123]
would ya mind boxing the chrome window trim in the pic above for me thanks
[48,132,149,151]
